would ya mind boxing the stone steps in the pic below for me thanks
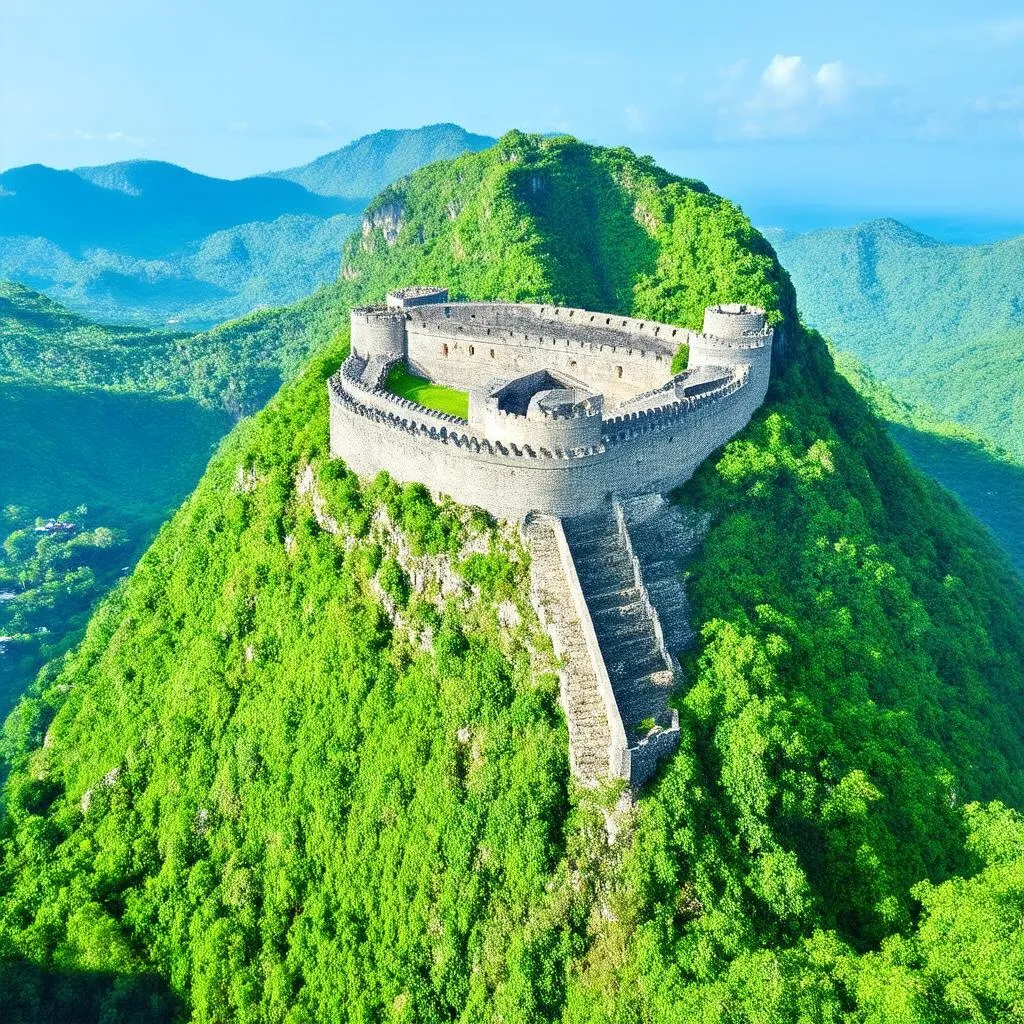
[523,514,612,785]
[563,506,675,747]
[525,497,701,788]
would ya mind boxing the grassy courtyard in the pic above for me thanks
[384,364,469,419]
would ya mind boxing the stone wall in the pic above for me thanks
[332,296,773,520]
[405,323,673,406]
[329,359,763,519]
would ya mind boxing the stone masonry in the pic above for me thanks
[329,287,774,786]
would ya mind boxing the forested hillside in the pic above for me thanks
[0,125,489,328]
[2,133,1023,1023]
[769,219,1024,460]
[0,280,349,416]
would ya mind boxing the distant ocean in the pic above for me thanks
[751,206,1024,245]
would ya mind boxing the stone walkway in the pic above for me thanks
[525,496,705,788]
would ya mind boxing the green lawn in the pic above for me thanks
[384,363,469,419]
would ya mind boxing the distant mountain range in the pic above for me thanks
[0,123,495,327]
[268,123,495,197]
[769,218,1024,461]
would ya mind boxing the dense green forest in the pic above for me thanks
[0,126,491,328]
[1,133,1023,1022]
[0,380,230,715]
[0,279,349,416]
[769,219,1024,461]
[831,352,1024,573]
[0,508,128,726]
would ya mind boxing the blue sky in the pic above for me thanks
[2,0,1022,233]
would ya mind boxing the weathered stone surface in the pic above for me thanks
[328,294,773,787]
[330,297,773,521]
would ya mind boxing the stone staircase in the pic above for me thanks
[615,493,707,654]
[524,497,700,788]
[562,508,676,741]
[522,514,612,785]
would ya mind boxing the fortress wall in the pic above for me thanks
[405,326,673,406]
[687,335,772,405]
[329,364,764,520]
[599,379,762,498]
[413,302,688,356]
[350,308,406,361]
[330,384,614,519]
[702,305,768,338]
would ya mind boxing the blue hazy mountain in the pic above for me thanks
[267,122,496,197]
[0,124,494,327]
[0,161,356,257]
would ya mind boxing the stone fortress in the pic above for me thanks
[329,287,774,787]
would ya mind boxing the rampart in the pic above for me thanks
[333,292,773,519]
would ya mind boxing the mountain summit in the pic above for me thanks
[268,122,496,198]
[2,133,1023,1023]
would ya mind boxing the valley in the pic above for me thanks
[0,381,230,717]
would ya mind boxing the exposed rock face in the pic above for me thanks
[361,201,404,248]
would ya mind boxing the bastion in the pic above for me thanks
[327,287,774,788]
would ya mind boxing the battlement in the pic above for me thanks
[702,303,770,338]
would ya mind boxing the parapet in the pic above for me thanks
[387,286,449,309]
[701,303,768,338]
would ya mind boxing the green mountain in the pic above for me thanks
[0,126,492,328]
[2,134,1024,1023]
[0,279,351,416]
[768,218,1024,461]
[269,122,496,197]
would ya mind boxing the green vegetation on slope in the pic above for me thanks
[770,219,1024,460]
[0,509,128,725]
[384,363,469,418]
[0,279,351,416]
[566,326,1024,1020]
[0,380,230,715]
[2,134,1023,1023]
[832,350,1024,574]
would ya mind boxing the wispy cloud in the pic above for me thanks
[624,105,646,132]
[40,128,147,148]
[73,129,145,145]
[714,54,881,140]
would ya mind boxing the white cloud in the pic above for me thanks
[72,129,145,145]
[721,55,864,137]
[973,86,1024,112]
[717,58,750,80]
[815,62,849,104]
[762,55,805,95]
